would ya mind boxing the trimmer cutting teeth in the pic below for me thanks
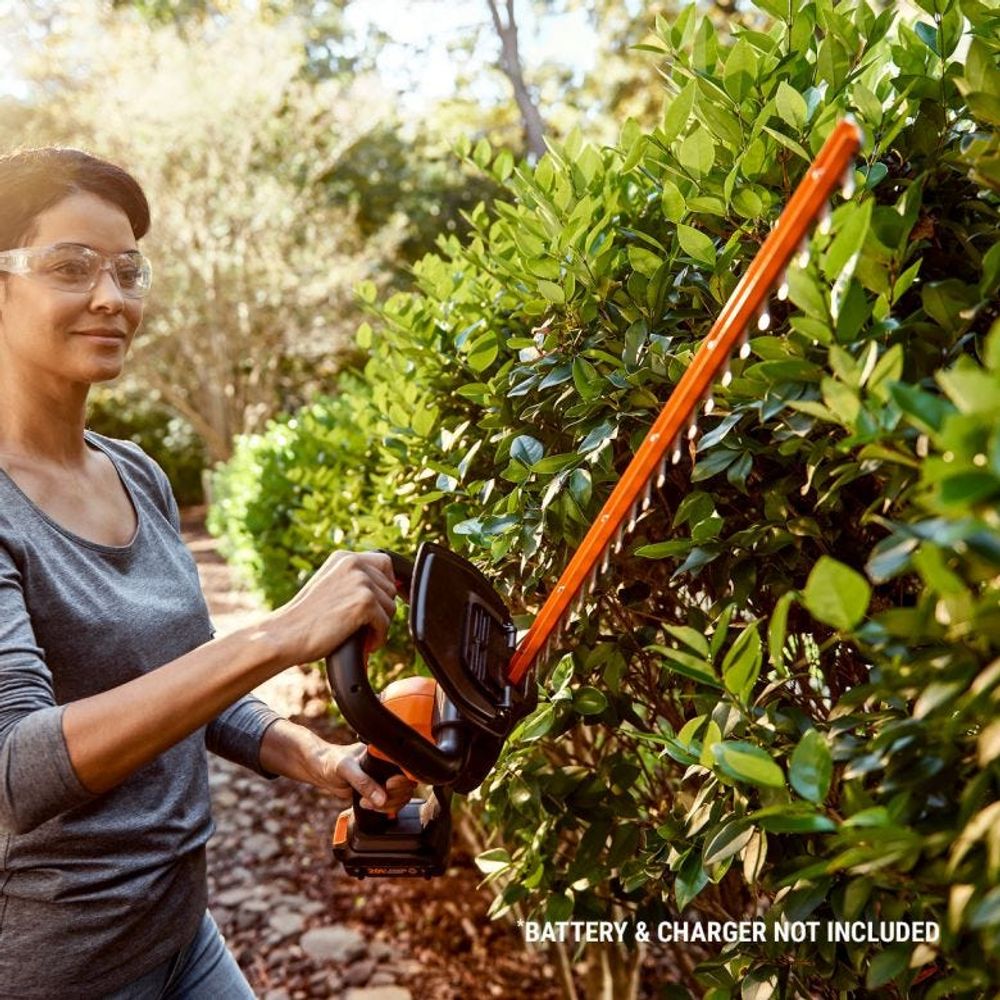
[324,119,863,878]
[505,117,862,685]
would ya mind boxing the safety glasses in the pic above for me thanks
[0,243,153,299]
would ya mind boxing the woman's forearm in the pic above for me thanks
[62,620,287,793]
[258,720,408,812]
[258,717,327,786]
[60,548,397,796]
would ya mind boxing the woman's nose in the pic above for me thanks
[89,264,126,312]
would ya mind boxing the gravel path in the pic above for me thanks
[180,509,560,1000]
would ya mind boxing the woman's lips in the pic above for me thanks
[73,329,127,344]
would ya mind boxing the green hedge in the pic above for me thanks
[207,376,410,607]
[210,1,1000,994]
[206,377,418,672]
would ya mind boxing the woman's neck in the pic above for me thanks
[0,368,91,468]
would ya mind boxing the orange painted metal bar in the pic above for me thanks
[507,118,862,686]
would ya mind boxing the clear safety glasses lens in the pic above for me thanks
[0,245,153,299]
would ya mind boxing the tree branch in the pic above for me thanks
[484,0,547,159]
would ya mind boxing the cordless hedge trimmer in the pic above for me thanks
[325,119,863,878]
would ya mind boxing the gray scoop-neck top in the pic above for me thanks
[0,430,280,997]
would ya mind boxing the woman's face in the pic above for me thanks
[0,190,144,387]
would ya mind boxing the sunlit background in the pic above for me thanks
[0,0,670,464]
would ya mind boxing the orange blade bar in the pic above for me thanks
[508,118,862,685]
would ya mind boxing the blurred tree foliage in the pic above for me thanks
[87,385,207,506]
[2,0,502,462]
[113,0,385,77]
[317,125,501,278]
[8,5,385,461]
[375,0,676,147]
[1,0,695,470]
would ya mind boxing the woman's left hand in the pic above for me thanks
[311,741,415,812]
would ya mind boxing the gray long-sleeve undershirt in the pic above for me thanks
[0,430,282,997]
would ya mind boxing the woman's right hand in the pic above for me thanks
[265,550,398,667]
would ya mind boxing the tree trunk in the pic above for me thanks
[581,940,643,1000]
[484,0,547,159]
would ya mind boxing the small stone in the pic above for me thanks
[344,988,413,1000]
[234,909,260,931]
[215,886,256,908]
[369,971,398,986]
[213,789,239,809]
[394,960,424,978]
[264,990,290,1000]
[303,697,328,718]
[274,894,309,909]
[344,958,375,986]
[369,940,392,961]
[299,926,367,964]
[243,832,281,860]
[269,911,306,938]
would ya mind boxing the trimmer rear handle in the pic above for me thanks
[324,542,535,878]
[325,551,470,786]
[327,542,534,791]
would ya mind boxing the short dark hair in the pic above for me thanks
[0,147,150,250]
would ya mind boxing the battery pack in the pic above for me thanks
[332,796,452,879]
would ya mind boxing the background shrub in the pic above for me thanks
[207,376,410,606]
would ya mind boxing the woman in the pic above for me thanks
[0,147,411,998]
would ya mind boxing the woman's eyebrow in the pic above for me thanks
[48,241,140,254]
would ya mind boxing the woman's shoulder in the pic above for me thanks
[84,430,174,510]
[84,429,159,477]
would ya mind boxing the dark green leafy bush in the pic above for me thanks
[210,1,1000,994]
